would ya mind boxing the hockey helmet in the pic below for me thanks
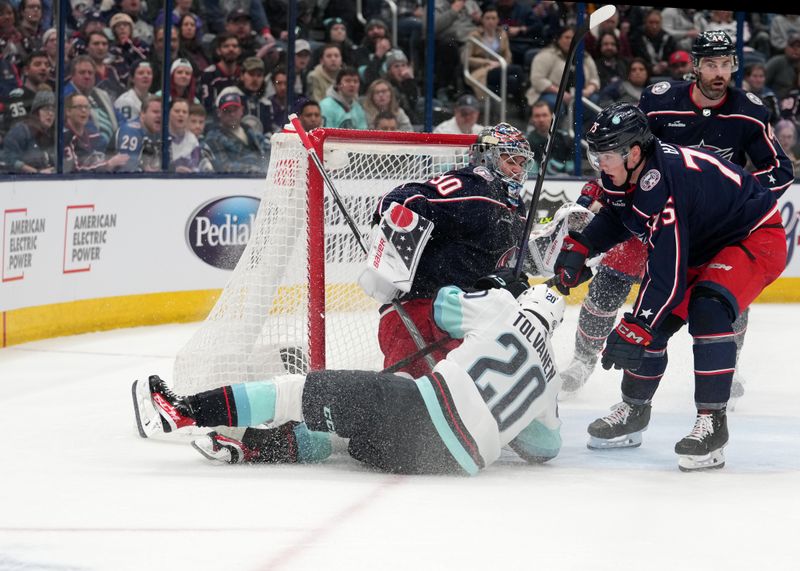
[691,30,738,71]
[517,284,565,333]
[584,103,654,171]
[470,122,535,204]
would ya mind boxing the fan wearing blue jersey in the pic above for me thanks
[560,30,794,397]
[132,284,566,475]
[357,123,534,377]
[554,103,786,471]
[114,95,162,172]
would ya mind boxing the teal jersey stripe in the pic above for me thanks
[433,286,465,339]
[231,382,276,426]
[414,376,480,476]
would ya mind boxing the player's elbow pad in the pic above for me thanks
[358,202,433,303]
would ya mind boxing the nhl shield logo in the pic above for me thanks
[640,169,661,191]
[651,81,671,95]
[473,166,495,181]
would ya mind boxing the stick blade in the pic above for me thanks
[589,5,617,29]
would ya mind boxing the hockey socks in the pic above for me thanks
[688,295,736,404]
[188,375,306,428]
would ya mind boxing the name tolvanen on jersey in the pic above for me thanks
[511,311,556,382]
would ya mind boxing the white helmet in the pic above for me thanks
[517,284,565,333]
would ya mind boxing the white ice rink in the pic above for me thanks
[1,304,799,571]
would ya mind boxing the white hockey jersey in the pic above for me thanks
[414,286,563,475]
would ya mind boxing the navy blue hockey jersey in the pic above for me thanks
[583,141,780,328]
[376,165,526,300]
[639,81,794,196]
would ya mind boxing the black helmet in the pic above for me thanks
[691,30,738,70]
[585,103,654,155]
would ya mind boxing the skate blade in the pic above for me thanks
[677,448,725,472]
[587,431,643,450]
[131,379,162,439]
[191,437,232,464]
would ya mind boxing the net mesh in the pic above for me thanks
[173,131,473,393]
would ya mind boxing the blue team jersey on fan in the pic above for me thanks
[639,80,794,196]
[376,165,526,299]
[584,140,780,328]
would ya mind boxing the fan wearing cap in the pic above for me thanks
[353,17,389,69]
[3,89,56,173]
[154,58,199,104]
[265,39,311,99]
[381,48,419,123]
[113,59,153,122]
[667,50,693,81]
[199,32,242,113]
[204,90,268,174]
[234,56,274,134]
[433,94,485,134]
[319,67,367,130]
[224,8,266,60]
[108,12,151,82]
[316,17,356,67]
[113,0,154,45]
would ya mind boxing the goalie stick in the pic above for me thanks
[513,4,617,279]
[288,114,438,373]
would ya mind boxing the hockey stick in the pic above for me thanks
[288,115,438,372]
[514,4,616,279]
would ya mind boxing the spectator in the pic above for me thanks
[317,16,356,67]
[382,48,419,123]
[660,8,703,52]
[353,17,389,70]
[0,0,23,65]
[3,88,55,173]
[320,0,365,45]
[63,92,127,172]
[1,50,49,137]
[114,94,162,172]
[433,93,485,134]
[360,35,392,90]
[702,11,748,46]
[147,25,179,88]
[17,0,44,53]
[585,9,630,60]
[113,59,153,122]
[67,10,105,60]
[769,14,800,53]
[86,30,124,98]
[495,0,548,66]
[41,27,56,84]
[224,8,265,60]
[154,0,202,32]
[113,0,153,45]
[362,78,412,131]
[775,119,800,173]
[108,12,150,85]
[594,31,628,94]
[177,12,209,73]
[526,25,600,110]
[743,62,779,124]
[205,91,267,173]
[307,43,341,103]
[320,66,367,130]
[373,109,399,130]
[295,97,322,132]
[525,99,572,176]
[597,57,649,107]
[766,32,800,99]
[629,8,677,78]
[266,39,311,99]
[267,66,288,131]
[200,32,241,112]
[205,0,272,41]
[392,1,423,69]
[63,55,118,147]
[168,97,200,172]
[188,102,214,172]
[667,50,693,82]
[159,57,199,103]
[236,56,272,134]
[433,0,481,100]
[465,6,524,107]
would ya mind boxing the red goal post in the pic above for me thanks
[173,128,477,394]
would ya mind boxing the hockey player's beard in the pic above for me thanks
[697,76,727,101]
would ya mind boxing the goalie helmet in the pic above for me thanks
[517,284,565,333]
[470,123,535,205]
[692,30,738,71]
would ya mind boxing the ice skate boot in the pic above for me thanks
[560,354,597,394]
[675,410,728,472]
[192,431,261,464]
[133,375,196,435]
[587,401,651,449]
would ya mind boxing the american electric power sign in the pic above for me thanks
[186,195,261,270]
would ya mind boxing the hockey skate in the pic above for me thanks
[587,401,651,450]
[192,431,261,464]
[675,410,728,472]
[560,354,597,394]
[131,375,196,437]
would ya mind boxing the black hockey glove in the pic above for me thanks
[601,313,653,372]
[553,231,594,295]
[474,268,530,298]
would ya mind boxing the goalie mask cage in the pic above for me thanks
[173,128,477,394]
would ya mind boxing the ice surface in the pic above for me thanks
[1,305,798,570]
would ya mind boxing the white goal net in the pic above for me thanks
[173,128,476,394]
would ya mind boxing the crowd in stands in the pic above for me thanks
[0,3,799,177]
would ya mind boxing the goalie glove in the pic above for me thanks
[357,202,434,303]
[527,203,594,278]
